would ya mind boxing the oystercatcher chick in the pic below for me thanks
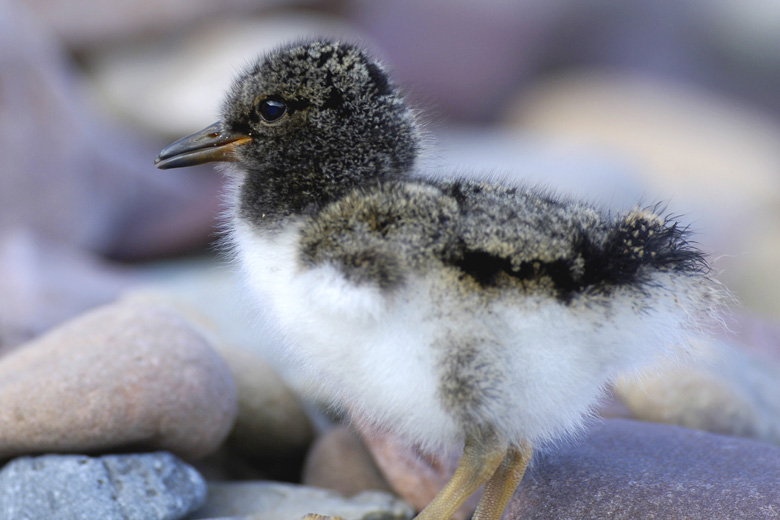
[156,40,722,520]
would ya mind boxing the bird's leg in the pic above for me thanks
[415,426,507,520]
[471,440,533,520]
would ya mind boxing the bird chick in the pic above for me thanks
[156,40,723,520]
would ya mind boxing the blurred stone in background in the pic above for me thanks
[0,0,221,261]
[0,230,135,351]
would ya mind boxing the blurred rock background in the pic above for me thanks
[2,0,780,518]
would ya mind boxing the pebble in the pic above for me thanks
[302,426,393,496]
[189,481,413,520]
[0,452,206,520]
[355,1,554,122]
[25,0,262,50]
[432,127,645,210]
[614,337,780,446]
[506,419,780,519]
[219,343,315,462]
[0,300,237,460]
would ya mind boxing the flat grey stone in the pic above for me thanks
[0,452,206,520]
[190,481,413,520]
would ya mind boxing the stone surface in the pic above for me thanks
[509,71,780,221]
[0,300,237,460]
[614,335,780,446]
[189,481,413,520]
[220,343,315,462]
[506,419,780,519]
[353,1,555,123]
[303,426,392,496]
[0,452,206,520]
[0,229,136,351]
[0,0,220,260]
[130,261,265,356]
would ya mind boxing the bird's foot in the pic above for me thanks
[471,440,533,520]
[415,429,533,520]
[414,427,506,520]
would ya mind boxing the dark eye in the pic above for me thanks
[258,99,287,122]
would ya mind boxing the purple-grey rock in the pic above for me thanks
[506,419,780,519]
[364,419,780,519]
[0,0,220,260]
[0,230,135,351]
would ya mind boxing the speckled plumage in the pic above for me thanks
[156,40,724,520]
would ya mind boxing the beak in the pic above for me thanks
[154,122,252,169]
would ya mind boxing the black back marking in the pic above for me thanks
[453,249,580,298]
[451,210,707,302]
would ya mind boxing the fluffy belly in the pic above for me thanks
[278,268,632,452]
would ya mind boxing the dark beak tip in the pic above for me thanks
[153,152,175,170]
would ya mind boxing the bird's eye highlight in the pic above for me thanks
[258,99,287,123]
